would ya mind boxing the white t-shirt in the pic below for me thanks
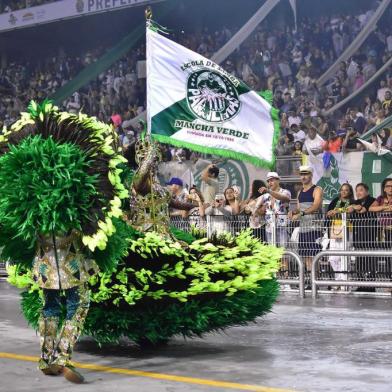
[304,135,323,155]
[255,188,291,232]
[201,177,219,204]
[205,205,232,235]
[377,87,389,103]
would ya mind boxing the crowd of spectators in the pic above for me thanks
[166,165,392,246]
[166,165,392,287]
[74,7,392,163]
[1,4,391,150]
[0,5,391,168]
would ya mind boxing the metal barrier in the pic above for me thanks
[0,261,6,279]
[171,216,306,297]
[278,250,305,298]
[170,211,392,297]
[311,250,392,298]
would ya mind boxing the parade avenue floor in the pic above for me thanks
[0,280,391,392]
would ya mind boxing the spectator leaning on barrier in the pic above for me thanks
[200,164,220,205]
[342,127,363,152]
[289,165,323,273]
[255,172,291,247]
[326,183,355,284]
[322,131,343,153]
[223,186,241,215]
[348,183,376,289]
[185,186,206,229]
[205,193,232,236]
[369,178,392,214]
[166,177,189,217]
[349,183,376,215]
[369,178,392,256]
[243,180,267,242]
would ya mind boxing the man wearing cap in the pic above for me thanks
[289,165,323,272]
[254,172,291,246]
[167,177,193,217]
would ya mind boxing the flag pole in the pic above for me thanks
[145,6,152,137]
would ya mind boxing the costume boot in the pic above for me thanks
[38,316,63,375]
[53,305,89,383]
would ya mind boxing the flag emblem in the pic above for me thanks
[186,70,241,123]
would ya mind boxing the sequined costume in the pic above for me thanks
[34,232,97,375]
[128,136,194,234]
[0,101,128,383]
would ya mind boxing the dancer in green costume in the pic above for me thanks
[3,103,282,375]
[0,101,128,382]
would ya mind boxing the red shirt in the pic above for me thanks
[322,138,342,153]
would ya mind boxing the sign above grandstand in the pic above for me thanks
[0,0,163,33]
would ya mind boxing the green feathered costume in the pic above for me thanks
[3,102,282,349]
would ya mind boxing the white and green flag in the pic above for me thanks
[146,26,279,167]
[309,151,392,201]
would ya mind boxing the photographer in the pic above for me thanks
[201,164,220,205]
[185,186,206,228]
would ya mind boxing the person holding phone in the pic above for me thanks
[223,186,241,215]
[254,172,291,247]
[342,127,363,152]
[205,193,232,235]
[186,186,206,228]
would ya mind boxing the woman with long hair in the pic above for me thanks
[186,186,206,229]
[243,180,267,242]
[370,178,392,276]
[326,183,355,284]
[223,186,240,215]
[347,183,376,290]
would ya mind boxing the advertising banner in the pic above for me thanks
[0,0,162,33]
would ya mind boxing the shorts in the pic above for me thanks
[266,228,288,247]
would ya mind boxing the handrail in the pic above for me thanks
[280,250,305,298]
[311,250,392,298]
[361,115,392,140]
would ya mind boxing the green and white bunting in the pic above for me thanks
[146,26,280,168]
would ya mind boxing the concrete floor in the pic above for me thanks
[0,280,391,392]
